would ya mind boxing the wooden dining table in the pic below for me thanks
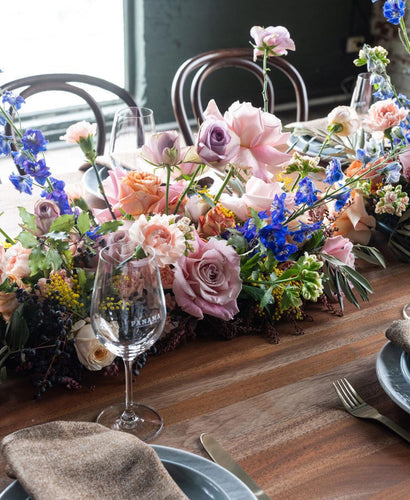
[0,158,410,499]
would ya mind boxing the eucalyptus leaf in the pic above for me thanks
[5,304,29,350]
[353,244,386,268]
[340,265,373,293]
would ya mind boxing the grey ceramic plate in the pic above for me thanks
[288,133,347,159]
[376,341,410,414]
[81,163,110,199]
[0,444,256,500]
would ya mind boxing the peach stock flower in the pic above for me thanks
[119,171,163,216]
[129,214,187,266]
[366,99,408,132]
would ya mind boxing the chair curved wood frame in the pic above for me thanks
[171,47,308,145]
[2,73,137,159]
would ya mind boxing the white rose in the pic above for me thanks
[327,106,360,137]
[74,323,116,371]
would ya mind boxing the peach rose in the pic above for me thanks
[60,121,97,143]
[0,275,27,322]
[4,242,31,280]
[333,192,376,245]
[198,205,237,238]
[128,214,187,266]
[118,171,163,216]
[366,99,408,132]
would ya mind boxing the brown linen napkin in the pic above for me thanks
[1,421,188,500]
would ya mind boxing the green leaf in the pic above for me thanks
[49,214,75,233]
[281,286,302,310]
[340,265,373,293]
[5,304,29,350]
[260,286,274,308]
[29,246,48,274]
[97,220,123,235]
[16,231,38,249]
[198,190,215,208]
[0,366,7,381]
[18,207,37,232]
[241,284,265,302]
[45,248,63,271]
[76,212,91,235]
[0,278,16,293]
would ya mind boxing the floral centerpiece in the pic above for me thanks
[1,8,405,396]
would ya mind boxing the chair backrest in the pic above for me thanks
[2,73,138,157]
[171,47,308,145]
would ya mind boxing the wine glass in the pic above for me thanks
[350,72,373,118]
[109,106,156,171]
[91,242,166,441]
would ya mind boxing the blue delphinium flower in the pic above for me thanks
[22,158,51,186]
[295,177,319,206]
[0,135,11,156]
[381,161,402,183]
[290,221,322,243]
[85,226,101,241]
[21,129,48,155]
[9,174,33,195]
[324,158,343,185]
[41,177,72,215]
[332,186,352,211]
[2,90,25,110]
[383,0,406,25]
[356,137,382,164]
[270,192,287,224]
[259,223,298,262]
[373,79,395,100]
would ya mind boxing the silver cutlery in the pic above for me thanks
[333,378,410,443]
[200,433,272,500]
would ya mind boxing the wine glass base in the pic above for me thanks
[96,403,163,442]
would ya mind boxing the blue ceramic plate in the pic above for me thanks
[0,445,256,500]
[81,163,110,199]
[288,133,347,159]
[376,341,410,414]
[400,352,410,385]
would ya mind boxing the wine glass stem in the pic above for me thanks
[122,358,137,423]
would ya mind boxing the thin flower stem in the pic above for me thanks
[0,227,14,244]
[262,49,269,113]
[173,164,203,215]
[165,165,171,215]
[213,164,234,204]
[91,162,116,220]
[399,17,410,55]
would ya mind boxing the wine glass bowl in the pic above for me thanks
[350,72,373,117]
[109,106,156,171]
[91,243,166,441]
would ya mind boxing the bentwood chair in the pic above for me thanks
[2,74,138,173]
[171,47,308,146]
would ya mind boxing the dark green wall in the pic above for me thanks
[134,0,372,124]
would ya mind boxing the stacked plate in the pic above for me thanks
[376,342,410,413]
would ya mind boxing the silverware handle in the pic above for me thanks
[376,414,410,443]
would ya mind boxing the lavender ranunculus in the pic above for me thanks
[34,200,60,235]
[196,118,240,167]
[142,130,183,166]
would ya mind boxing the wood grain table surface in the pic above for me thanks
[0,163,410,499]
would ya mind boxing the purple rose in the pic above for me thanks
[34,199,60,235]
[196,118,240,167]
[142,130,183,166]
[172,235,242,321]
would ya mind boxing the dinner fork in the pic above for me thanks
[333,378,410,443]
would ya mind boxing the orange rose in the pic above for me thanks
[0,275,28,322]
[333,192,376,244]
[346,158,384,193]
[118,171,163,216]
[198,205,236,238]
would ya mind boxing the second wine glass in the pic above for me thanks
[91,242,166,441]
[109,106,155,170]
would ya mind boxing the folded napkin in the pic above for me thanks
[285,117,328,132]
[1,421,188,500]
[386,319,410,353]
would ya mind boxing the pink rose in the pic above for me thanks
[129,214,187,266]
[93,167,126,223]
[241,176,295,212]
[366,99,408,132]
[172,235,242,321]
[196,118,240,167]
[399,146,410,181]
[250,25,295,61]
[321,235,355,268]
[184,194,210,222]
[60,121,97,143]
[4,242,31,279]
[156,179,188,214]
[141,130,183,166]
[218,194,249,221]
[34,200,60,235]
[214,100,291,181]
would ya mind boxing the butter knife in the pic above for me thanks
[200,433,271,500]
